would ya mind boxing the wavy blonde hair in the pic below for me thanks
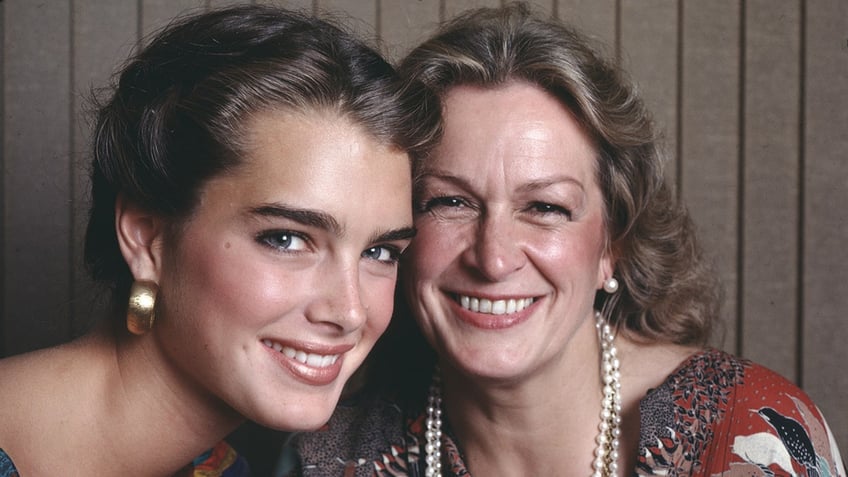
[399,2,721,345]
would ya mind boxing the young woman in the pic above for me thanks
[0,5,439,476]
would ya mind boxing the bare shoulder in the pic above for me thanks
[0,337,106,439]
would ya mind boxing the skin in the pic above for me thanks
[403,82,693,476]
[0,109,414,476]
[405,82,612,385]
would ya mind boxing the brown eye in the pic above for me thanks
[421,196,468,212]
[528,202,572,220]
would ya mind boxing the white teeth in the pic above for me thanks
[262,340,340,368]
[457,295,535,315]
[306,354,323,367]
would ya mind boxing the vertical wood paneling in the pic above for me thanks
[525,0,554,18]
[803,0,848,451]
[558,0,617,55]
[742,0,801,382]
[255,0,315,12]
[141,0,206,37]
[524,0,554,17]
[0,0,845,449]
[71,0,139,335]
[679,1,741,352]
[379,0,440,61]
[316,0,377,40]
[3,1,73,354]
[255,0,315,14]
[443,0,501,21]
[0,1,5,354]
[619,0,679,183]
[207,0,252,8]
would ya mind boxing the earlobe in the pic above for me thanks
[115,194,165,283]
[597,248,616,290]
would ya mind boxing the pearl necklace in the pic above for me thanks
[423,311,621,477]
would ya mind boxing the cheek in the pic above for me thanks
[405,220,462,281]
[172,244,289,325]
[526,228,606,284]
[361,275,400,338]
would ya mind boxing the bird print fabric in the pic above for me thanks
[636,349,845,477]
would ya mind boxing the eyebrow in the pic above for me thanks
[250,204,343,235]
[517,176,586,194]
[373,226,417,244]
[250,203,416,243]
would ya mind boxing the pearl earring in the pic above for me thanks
[603,277,619,294]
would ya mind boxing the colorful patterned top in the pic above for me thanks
[291,348,846,477]
[0,441,250,476]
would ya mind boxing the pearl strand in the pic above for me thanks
[592,310,622,477]
[424,371,443,477]
[423,311,621,477]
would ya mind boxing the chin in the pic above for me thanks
[263,403,336,432]
[450,349,530,382]
[249,389,343,432]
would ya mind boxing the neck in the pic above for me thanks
[0,326,243,476]
[102,327,244,474]
[436,315,609,476]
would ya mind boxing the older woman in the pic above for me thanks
[0,5,439,476]
[290,3,845,477]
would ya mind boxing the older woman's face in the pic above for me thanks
[153,110,413,431]
[403,82,612,381]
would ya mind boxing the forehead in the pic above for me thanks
[198,108,412,223]
[432,82,599,180]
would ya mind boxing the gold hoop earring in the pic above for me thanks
[127,280,158,335]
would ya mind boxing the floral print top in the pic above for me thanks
[292,348,846,477]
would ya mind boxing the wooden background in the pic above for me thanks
[2,0,846,449]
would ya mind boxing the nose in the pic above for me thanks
[307,262,367,334]
[462,212,527,281]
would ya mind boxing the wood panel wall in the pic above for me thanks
[2,0,846,448]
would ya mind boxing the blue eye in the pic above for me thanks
[257,231,309,252]
[362,245,401,264]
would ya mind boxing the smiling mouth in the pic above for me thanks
[261,340,340,368]
[454,294,536,315]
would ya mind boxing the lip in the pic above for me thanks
[447,292,540,330]
[262,339,354,386]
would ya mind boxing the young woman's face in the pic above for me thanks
[154,110,413,430]
[403,82,612,383]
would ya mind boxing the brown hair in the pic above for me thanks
[85,5,441,313]
[399,2,720,345]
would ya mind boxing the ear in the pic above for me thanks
[115,194,166,283]
[596,245,616,290]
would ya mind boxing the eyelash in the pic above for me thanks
[256,230,404,265]
[419,196,471,212]
[256,230,310,252]
[362,244,403,264]
[527,202,572,219]
[420,196,572,221]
